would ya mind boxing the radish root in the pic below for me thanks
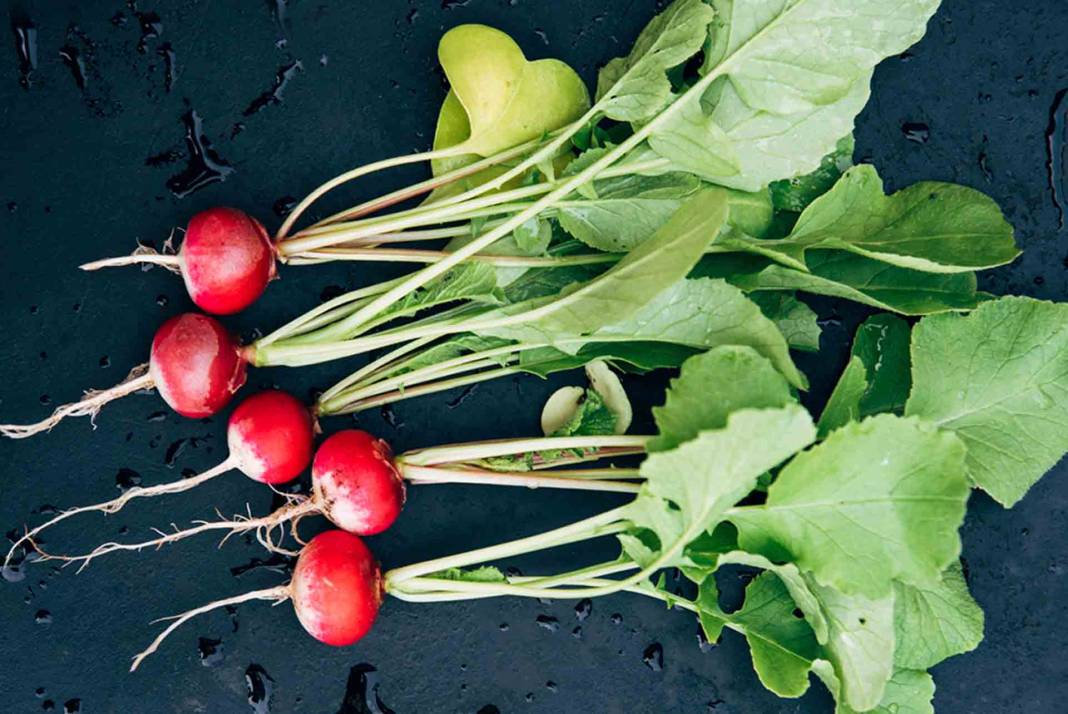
[36,497,320,571]
[2,458,235,570]
[131,585,290,672]
[81,242,182,275]
[0,363,153,439]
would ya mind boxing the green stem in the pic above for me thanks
[320,367,522,415]
[316,335,440,406]
[400,434,651,466]
[401,464,641,494]
[384,505,631,586]
[285,247,619,268]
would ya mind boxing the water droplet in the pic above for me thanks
[545,681,558,693]
[498,622,509,632]
[441,0,471,9]
[115,468,142,492]
[337,663,394,714]
[1046,88,1068,230]
[609,613,622,625]
[535,614,559,632]
[245,664,274,714]
[156,294,169,306]
[35,688,46,698]
[574,598,592,621]
[165,109,235,199]
[243,61,304,116]
[63,698,81,714]
[476,707,500,714]
[59,45,87,90]
[99,355,111,368]
[571,625,582,639]
[901,122,930,144]
[35,609,52,626]
[159,43,177,91]
[273,196,297,218]
[12,18,39,89]
[42,701,55,711]
[230,553,295,578]
[146,410,167,422]
[446,384,478,409]
[39,394,51,405]
[131,8,163,54]
[642,643,664,671]
[198,637,224,667]
[697,627,716,653]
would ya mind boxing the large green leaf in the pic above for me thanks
[642,0,940,191]
[436,24,590,157]
[815,664,935,714]
[478,190,728,344]
[894,562,984,670]
[591,278,806,387]
[751,292,821,352]
[731,415,970,597]
[696,252,983,315]
[770,135,855,213]
[650,346,794,453]
[783,165,1019,273]
[905,296,1068,506]
[622,406,816,568]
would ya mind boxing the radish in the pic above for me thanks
[0,312,249,438]
[130,529,382,671]
[3,390,314,569]
[81,207,275,315]
[31,430,646,565]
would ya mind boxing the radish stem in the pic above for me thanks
[401,464,641,494]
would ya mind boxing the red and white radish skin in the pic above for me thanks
[0,312,250,438]
[227,390,315,484]
[180,208,276,315]
[81,207,276,315]
[312,430,406,535]
[150,312,248,418]
[291,530,384,646]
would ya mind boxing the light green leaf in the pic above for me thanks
[432,566,507,583]
[697,252,983,315]
[894,562,984,670]
[815,664,935,714]
[785,165,1019,273]
[750,292,821,352]
[514,342,698,378]
[555,172,703,252]
[650,346,794,453]
[817,356,869,438]
[906,296,1068,506]
[512,216,554,254]
[480,190,728,344]
[437,24,590,157]
[623,406,816,568]
[596,0,716,122]
[732,573,822,698]
[648,97,741,178]
[731,415,970,597]
[592,278,806,388]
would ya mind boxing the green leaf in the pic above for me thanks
[650,346,794,453]
[815,666,935,714]
[595,0,716,122]
[784,165,1019,273]
[376,334,515,381]
[731,415,970,597]
[817,356,869,438]
[431,566,507,583]
[770,135,855,213]
[905,296,1068,506]
[696,252,983,316]
[623,406,816,568]
[647,0,940,191]
[514,341,698,378]
[436,24,590,157]
[555,172,703,252]
[501,264,608,303]
[894,562,984,670]
[592,277,806,388]
[647,97,741,178]
[818,314,913,437]
[512,216,554,254]
[750,292,821,352]
[547,388,618,438]
[480,189,728,344]
[732,573,822,699]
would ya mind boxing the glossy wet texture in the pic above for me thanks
[150,312,247,417]
[312,430,405,536]
[1,1,1067,712]
[181,207,275,315]
[226,390,313,485]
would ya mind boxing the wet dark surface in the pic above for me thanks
[1,1,1067,712]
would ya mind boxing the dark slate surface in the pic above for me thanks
[1,1,1066,712]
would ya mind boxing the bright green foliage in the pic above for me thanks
[893,562,984,670]
[731,415,970,597]
[906,296,1068,506]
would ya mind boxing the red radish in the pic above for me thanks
[130,530,382,671]
[81,207,276,315]
[291,530,384,646]
[0,312,249,438]
[3,389,314,570]
[311,430,406,536]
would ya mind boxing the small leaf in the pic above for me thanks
[894,562,984,670]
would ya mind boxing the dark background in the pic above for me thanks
[1,1,1066,712]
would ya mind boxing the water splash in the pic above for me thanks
[12,19,38,89]
[1045,88,1067,230]
[165,110,234,198]
[337,663,395,714]
[243,61,303,116]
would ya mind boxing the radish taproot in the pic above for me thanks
[130,529,382,671]
[0,312,249,438]
[3,389,314,569]
[29,431,646,566]
[82,207,275,315]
